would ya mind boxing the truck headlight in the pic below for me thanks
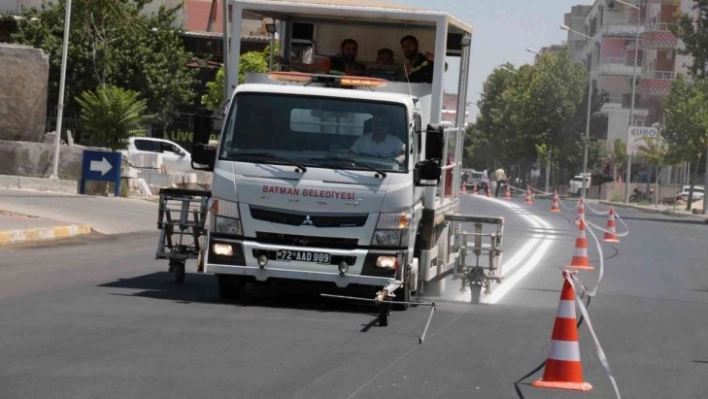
[371,211,412,247]
[214,216,243,236]
[372,230,401,246]
[212,199,243,236]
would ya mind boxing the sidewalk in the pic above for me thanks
[0,188,159,246]
[598,200,708,224]
[0,211,92,246]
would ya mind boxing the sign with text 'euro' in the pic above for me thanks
[627,126,659,155]
[80,150,122,196]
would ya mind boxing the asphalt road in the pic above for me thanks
[0,193,706,398]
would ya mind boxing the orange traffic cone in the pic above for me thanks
[532,271,593,392]
[550,190,560,212]
[524,186,533,204]
[472,183,478,195]
[460,181,467,194]
[576,198,585,220]
[602,206,620,243]
[566,218,594,270]
[504,184,512,200]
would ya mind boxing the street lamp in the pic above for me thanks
[50,0,72,180]
[561,24,594,199]
[500,65,518,74]
[613,0,642,204]
[266,22,277,72]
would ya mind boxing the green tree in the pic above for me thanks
[606,138,627,192]
[636,137,670,204]
[669,1,708,212]
[12,0,198,128]
[201,50,271,111]
[469,63,531,172]
[500,48,587,183]
[663,75,708,210]
[75,85,149,151]
[670,0,708,79]
[239,51,269,83]
[202,66,227,111]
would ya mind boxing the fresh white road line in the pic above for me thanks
[472,196,556,305]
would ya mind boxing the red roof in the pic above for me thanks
[185,0,226,33]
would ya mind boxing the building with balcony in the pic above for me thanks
[571,0,650,149]
[636,0,695,124]
[567,0,697,151]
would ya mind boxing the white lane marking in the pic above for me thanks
[472,196,556,305]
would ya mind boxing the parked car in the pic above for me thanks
[676,185,705,202]
[122,137,192,171]
[568,173,592,197]
[462,169,490,193]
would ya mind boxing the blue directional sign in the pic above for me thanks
[80,150,123,197]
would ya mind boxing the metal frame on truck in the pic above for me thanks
[187,0,505,327]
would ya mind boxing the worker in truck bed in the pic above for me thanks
[400,35,434,83]
[285,38,367,76]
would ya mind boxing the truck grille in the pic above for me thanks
[249,205,368,228]
[255,232,359,249]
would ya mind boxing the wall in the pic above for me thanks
[0,140,111,180]
[0,44,48,142]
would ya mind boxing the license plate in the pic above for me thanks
[276,250,331,263]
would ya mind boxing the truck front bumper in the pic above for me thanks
[205,235,401,289]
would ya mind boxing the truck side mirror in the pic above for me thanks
[414,159,441,186]
[425,123,444,161]
[191,107,216,171]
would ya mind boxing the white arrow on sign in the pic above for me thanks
[90,157,113,176]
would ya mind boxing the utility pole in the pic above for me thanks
[50,0,72,180]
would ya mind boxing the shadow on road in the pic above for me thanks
[99,271,392,322]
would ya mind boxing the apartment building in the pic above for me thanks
[638,0,693,124]
[568,0,693,150]
[565,5,593,63]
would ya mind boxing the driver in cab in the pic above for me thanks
[350,118,405,163]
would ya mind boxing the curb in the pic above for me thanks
[599,201,708,223]
[0,224,93,247]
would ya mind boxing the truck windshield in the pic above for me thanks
[219,93,409,172]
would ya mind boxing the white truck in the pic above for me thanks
[189,0,504,325]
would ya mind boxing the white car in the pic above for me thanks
[568,173,592,196]
[123,137,192,171]
[676,185,705,202]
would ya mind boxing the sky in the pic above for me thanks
[386,0,594,121]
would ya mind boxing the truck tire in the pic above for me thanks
[217,274,242,302]
[170,259,185,285]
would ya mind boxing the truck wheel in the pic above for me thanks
[378,302,390,326]
[392,284,410,311]
[174,261,185,284]
[170,260,186,284]
[217,274,241,302]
